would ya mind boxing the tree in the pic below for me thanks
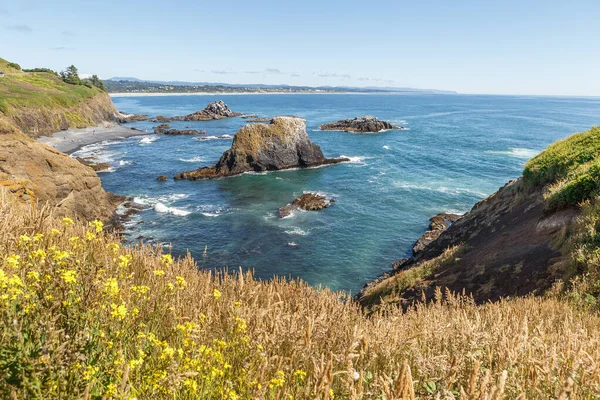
[60,65,81,85]
[88,74,106,91]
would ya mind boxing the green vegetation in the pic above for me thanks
[524,127,600,208]
[0,57,113,136]
[1,194,599,399]
[22,68,58,76]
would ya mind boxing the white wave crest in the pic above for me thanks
[196,135,232,141]
[179,156,204,163]
[119,160,131,166]
[284,227,309,236]
[339,155,370,165]
[154,202,191,216]
[140,136,159,145]
[485,147,539,159]
[201,212,220,217]
[383,145,390,150]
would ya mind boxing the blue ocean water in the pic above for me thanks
[77,94,600,293]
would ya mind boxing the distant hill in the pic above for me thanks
[103,77,457,95]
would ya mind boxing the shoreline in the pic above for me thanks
[37,123,149,154]
[109,91,421,97]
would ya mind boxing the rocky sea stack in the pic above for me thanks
[183,100,242,121]
[279,193,335,218]
[319,116,402,133]
[174,117,349,180]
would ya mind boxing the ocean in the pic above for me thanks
[74,93,600,293]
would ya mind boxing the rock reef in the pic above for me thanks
[319,116,401,133]
[174,117,349,180]
[153,124,206,135]
[183,101,242,121]
[279,193,335,218]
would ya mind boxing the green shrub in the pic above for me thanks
[6,62,21,70]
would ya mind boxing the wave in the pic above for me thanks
[97,167,116,173]
[196,135,232,141]
[383,145,390,150]
[133,193,189,207]
[287,242,299,247]
[339,155,371,165]
[284,227,309,236]
[179,156,205,163]
[140,136,159,145]
[154,202,191,216]
[201,212,220,217]
[485,147,540,159]
[119,160,131,166]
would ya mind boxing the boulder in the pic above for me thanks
[152,115,183,123]
[319,116,402,133]
[117,113,149,123]
[157,175,168,181]
[279,193,335,218]
[184,101,242,121]
[412,213,462,256]
[174,117,349,180]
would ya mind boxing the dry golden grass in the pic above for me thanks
[1,192,600,399]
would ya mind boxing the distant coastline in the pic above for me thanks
[109,91,433,97]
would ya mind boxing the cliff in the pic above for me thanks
[359,126,600,309]
[175,117,349,180]
[0,57,121,221]
[0,57,118,138]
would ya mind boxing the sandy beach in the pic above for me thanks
[37,123,149,154]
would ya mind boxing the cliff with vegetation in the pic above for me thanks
[359,126,600,311]
[0,57,117,138]
[0,57,121,221]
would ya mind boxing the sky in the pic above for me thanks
[1,0,600,96]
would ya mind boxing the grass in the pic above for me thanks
[0,56,114,136]
[524,126,600,208]
[1,193,599,399]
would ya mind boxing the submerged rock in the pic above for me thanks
[75,157,112,172]
[183,100,242,121]
[157,175,168,181]
[412,213,462,256]
[152,115,183,123]
[174,117,349,180]
[319,116,402,133]
[279,193,335,218]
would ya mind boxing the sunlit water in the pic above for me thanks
[74,94,600,293]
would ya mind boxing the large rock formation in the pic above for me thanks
[319,116,402,133]
[183,101,242,121]
[279,193,335,218]
[0,131,121,222]
[174,117,349,180]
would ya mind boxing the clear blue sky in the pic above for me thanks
[2,0,599,95]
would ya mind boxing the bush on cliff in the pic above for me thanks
[1,193,599,399]
[524,126,600,208]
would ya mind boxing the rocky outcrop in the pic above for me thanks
[358,178,578,307]
[151,115,183,123]
[157,175,168,181]
[117,113,149,123]
[319,116,402,133]
[0,131,121,222]
[183,101,242,121]
[75,157,112,172]
[153,124,206,135]
[174,117,349,180]
[412,213,462,255]
[279,193,335,218]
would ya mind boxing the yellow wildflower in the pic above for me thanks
[294,369,307,380]
[153,269,165,276]
[269,370,285,389]
[84,232,96,241]
[60,270,77,284]
[26,271,40,282]
[89,220,104,233]
[213,288,221,300]
[102,278,119,296]
[6,254,20,269]
[106,242,119,254]
[118,254,132,268]
[175,276,186,289]
[110,302,128,320]
[33,233,44,242]
[52,250,70,262]
[233,300,242,307]
[161,253,173,265]
[50,229,61,235]
[167,282,175,291]
[19,235,32,245]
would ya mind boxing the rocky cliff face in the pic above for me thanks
[6,92,118,138]
[0,131,121,222]
[174,117,349,180]
[358,178,578,307]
